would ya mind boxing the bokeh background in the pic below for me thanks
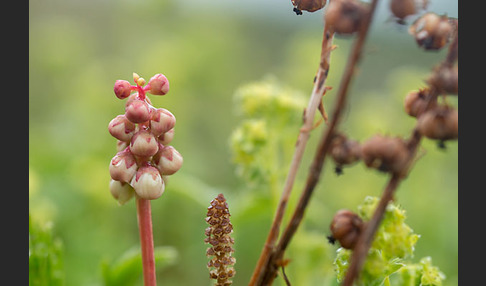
[29,0,458,285]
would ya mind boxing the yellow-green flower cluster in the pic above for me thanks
[230,77,307,186]
[334,197,445,286]
[393,256,446,285]
[233,76,307,121]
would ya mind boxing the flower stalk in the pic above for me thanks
[136,197,157,286]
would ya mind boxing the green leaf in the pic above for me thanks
[101,246,178,286]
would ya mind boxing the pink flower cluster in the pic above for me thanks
[108,73,183,204]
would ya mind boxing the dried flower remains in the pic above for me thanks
[205,194,236,286]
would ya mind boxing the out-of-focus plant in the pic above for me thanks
[29,214,64,286]
[230,76,307,194]
[101,246,178,286]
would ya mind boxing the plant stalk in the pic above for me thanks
[248,23,335,286]
[256,0,380,283]
[342,23,458,285]
[136,196,157,286]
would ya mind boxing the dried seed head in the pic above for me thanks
[205,193,235,286]
[292,0,327,13]
[129,129,159,158]
[131,165,165,200]
[109,148,138,183]
[108,114,137,142]
[403,88,437,118]
[324,0,369,35]
[361,135,409,174]
[329,133,362,171]
[148,73,170,95]
[329,209,363,249]
[390,0,427,21]
[427,65,458,95]
[417,105,458,141]
[109,179,135,205]
[150,108,176,137]
[390,0,415,20]
[125,98,152,124]
[114,80,132,99]
[409,13,453,50]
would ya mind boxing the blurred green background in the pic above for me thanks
[29,0,458,285]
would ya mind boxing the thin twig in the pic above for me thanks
[136,196,157,286]
[281,265,292,286]
[257,0,381,284]
[341,21,458,286]
[248,22,335,286]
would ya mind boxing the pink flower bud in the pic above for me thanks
[125,99,152,123]
[148,74,170,95]
[131,165,165,200]
[126,93,152,106]
[108,115,137,142]
[109,149,138,183]
[158,128,175,145]
[114,80,132,99]
[109,179,135,205]
[153,145,183,175]
[130,129,159,157]
[150,108,176,136]
[116,140,129,152]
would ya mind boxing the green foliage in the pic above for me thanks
[101,246,178,286]
[334,197,445,286]
[230,76,307,191]
[29,214,64,286]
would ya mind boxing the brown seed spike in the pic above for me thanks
[205,193,235,286]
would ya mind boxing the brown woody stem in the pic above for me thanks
[342,21,458,286]
[256,0,380,284]
[248,21,335,286]
[248,22,335,286]
[136,196,157,286]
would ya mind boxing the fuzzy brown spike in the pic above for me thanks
[205,194,236,286]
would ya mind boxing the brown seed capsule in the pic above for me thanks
[409,13,453,50]
[361,135,409,174]
[403,88,438,118]
[417,105,458,141]
[427,65,458,95]
[390,0,427,21]
[292,0,327,13]
[329,133,361,174]
[329,209,363,250]
[324,0,369,35]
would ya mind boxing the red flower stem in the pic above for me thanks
[136,196,157,286]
